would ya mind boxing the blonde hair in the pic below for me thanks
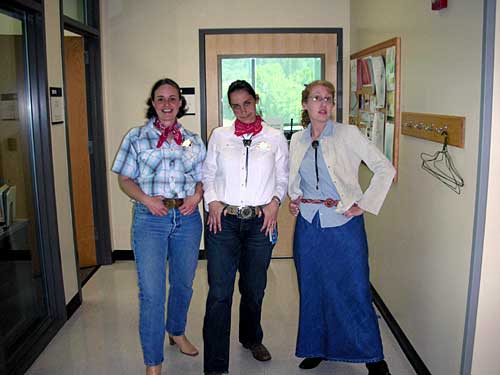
[301,80,336,127]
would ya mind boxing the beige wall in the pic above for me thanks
[351,1,482,374]
[102,0,350,249]
[44,0,79,303]
[471,3,500,374]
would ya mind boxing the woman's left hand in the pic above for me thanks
[343,204,364,218]
[260,200,279,236]
[179,193,201,216]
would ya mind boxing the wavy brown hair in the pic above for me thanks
[301,80,336,127]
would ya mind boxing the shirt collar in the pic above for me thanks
[303,120,334,142]
[146,118,185,136]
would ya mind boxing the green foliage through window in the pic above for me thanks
[220,57,322,132]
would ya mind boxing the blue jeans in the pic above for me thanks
[132,203,202,366]
[203,214,274,374]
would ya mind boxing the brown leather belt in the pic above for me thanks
[301,198,339,208]
[163,198,184,209]
[223,204,262,220]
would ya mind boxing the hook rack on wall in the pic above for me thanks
[402,112,465,148]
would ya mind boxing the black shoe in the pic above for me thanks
[242,343,272,361]
[299,357,324,369]
[366,360,391,375]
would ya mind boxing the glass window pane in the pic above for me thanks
[220,56,322,137]
[63,0,85,23]
[0,10,48,354]
[221,58,252,127]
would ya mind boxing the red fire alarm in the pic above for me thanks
[432,0,447,10]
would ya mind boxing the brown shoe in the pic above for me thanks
[243,343,272,361]
[168,335,199,356]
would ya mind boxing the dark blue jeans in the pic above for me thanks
[203,214,274,374]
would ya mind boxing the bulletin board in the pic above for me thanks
[349,37,400,181]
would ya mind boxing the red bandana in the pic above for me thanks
[234,116,263,137]
[154,118,183,148]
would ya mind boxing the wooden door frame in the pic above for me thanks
[199,28,344,142]
[198,28,343,257]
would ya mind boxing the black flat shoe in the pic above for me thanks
[366,360,391,375]
[299,357,324,369]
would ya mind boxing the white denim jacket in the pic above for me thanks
[288,121,395,215]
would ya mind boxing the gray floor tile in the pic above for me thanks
[27,260,415,375]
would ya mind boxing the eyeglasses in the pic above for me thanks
[308,95,334,104]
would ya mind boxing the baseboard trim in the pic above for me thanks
[112,249,207,261]
[65,292,82,320]
[80,265,100,288]
[371,284,432,375]
[112,250,135,261]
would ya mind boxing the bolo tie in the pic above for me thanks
[242,136,253,187]
[311,140,319,190]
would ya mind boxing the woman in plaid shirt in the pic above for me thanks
[112,78,206,375]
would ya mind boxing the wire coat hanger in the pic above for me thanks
[420,131,464,194]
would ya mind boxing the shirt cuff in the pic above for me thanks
[203,190,218,206]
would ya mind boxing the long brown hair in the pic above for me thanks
[301,80,336,127]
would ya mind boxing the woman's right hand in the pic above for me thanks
[208,201,226,234]
[143,196,169,216]
[289,196,302,217]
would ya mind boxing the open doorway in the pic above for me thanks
[63,30,98,286]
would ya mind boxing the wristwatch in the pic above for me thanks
[271,196,281,206]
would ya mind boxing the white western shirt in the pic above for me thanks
[203,122,289,209]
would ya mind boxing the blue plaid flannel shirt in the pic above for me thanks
[112,119,206,198]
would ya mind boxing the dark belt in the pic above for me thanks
[163,198,184,209]
[223,204,261,220]
[301,198,339,208]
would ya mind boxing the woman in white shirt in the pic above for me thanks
[288,80,395,375]
[202,80,289,375]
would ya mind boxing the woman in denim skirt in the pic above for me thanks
[112,78,206,375]
[288,80,395,375]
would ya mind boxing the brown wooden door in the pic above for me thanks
[204,32,338,257]
[64,36,97,267]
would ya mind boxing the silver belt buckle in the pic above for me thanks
[238,206,254,220]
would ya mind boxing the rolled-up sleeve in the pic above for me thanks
[111,131,139,180]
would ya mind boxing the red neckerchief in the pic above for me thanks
[154,118,183,147]
[234,116,263,137]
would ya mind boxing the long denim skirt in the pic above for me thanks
[293,213,384,363]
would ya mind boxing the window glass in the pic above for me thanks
[221,57,322,137]
[0,9,48,355]
[63,0,85,23]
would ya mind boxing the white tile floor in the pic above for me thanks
[27,260,415,375]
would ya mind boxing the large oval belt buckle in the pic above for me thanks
[324,198,336,208]
[239,206,253,219]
